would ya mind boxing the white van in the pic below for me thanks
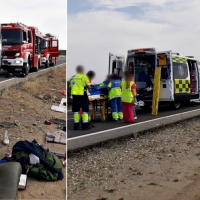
[109,48,200,111]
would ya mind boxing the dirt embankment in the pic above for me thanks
[68,117,200,200]
[0,66,66,199]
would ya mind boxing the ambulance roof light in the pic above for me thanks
[128,48,155,53]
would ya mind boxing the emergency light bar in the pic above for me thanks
[128,48,155,53]
[45,33,56,38]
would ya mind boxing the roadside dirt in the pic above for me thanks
[68,117,200,200]
[0,66,66,199]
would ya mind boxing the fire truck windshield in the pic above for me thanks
[2,30,22,45]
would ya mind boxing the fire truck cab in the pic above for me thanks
[1,23,43,75]
[42,33,59,68]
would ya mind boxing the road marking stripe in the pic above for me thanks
[67,108,200,140]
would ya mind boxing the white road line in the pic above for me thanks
[0,78,16,83]
[67,108,200,140]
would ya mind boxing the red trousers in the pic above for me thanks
[122,102,134,123]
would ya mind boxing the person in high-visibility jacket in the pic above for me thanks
[70,65,91,130]
[108,74,123,121]
[131,77,137,120]
[121,71,137,123]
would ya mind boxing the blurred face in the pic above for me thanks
[107,76,111,82]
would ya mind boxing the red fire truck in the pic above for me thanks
[1,23,43,75]
[41,33,59,68]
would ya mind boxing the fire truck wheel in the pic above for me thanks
[22,63,29,75]
[45,60,50,68]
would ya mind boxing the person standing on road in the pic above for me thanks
[128,62,137,120]
[108,74,123,121]
[121,71,137,123]
[70,65,91,130]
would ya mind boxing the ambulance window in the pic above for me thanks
[28,31,32,43]
[23,31,27,42]
[173,62,188,79]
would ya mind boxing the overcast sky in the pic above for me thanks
[0,0,66,49]
[68,0,200,82]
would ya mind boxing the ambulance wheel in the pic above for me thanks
[171,102,181,110]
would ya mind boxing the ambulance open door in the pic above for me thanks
[108,53,125,78]
[152,51,172,115]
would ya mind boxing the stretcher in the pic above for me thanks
[89,95,109,122]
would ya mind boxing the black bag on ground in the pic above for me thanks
[11,140,64,181]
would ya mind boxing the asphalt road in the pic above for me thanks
[0,57,66,82]
[67,102,200,139]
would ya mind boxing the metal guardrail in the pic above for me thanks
[67,108,200,151]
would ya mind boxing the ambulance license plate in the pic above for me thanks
[138,101,144,106]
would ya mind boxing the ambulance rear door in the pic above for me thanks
[197,61,200,98]
[109,53,125,78]
[157,50,173,101]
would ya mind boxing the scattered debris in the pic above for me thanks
[173,178,179,182]
[3,130,9,145]
[147,182,158,186]
[0,121,14,128]
[14,120,20,126]
[105,188,116,193]
[58,89,66,96]
[46,131,66,144]
[45,120,52,125]
[50,118,66,125]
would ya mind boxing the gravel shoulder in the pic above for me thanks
[68,117,200,200]
[0,66,66,199]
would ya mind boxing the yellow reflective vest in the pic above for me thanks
[121,80,134,103]
[70,73,90,95]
